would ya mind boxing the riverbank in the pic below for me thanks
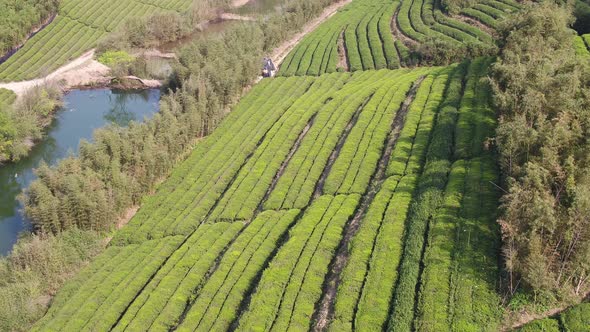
[0,49,168,97]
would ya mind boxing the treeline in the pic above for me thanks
[24,24,263,233]
[0,85,62,162]
[0,0,59,58]
[490,1,590,304]
[23,0,338,232]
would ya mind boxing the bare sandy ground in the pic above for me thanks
[220,12,256,21]
[231,0,252,8]
[0,48,176,96]
[0,50,111,96]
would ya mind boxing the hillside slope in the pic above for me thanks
[0,0,193,82]
[32,56,502,331]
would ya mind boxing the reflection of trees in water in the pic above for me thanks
[0,135,58,218]
[104,90,141,126]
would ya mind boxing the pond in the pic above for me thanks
[0,88,160,255]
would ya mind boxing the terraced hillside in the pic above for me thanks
[279,0,519,75]
[32,55,501,331]
[0,0,192,82]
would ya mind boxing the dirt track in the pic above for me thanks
[271,0,353,66]
[0,50,110,96]
[0,0,351,96]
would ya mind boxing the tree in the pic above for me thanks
[491,1,590,300]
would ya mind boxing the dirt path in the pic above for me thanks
[0,50,110,96]
[231,0,252,8]
[312,77,426,331]
[219,13,256,21]
[271,0,353,66]
[0,48,175,96]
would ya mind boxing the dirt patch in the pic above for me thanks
[271,0,353,66]
[336,30,349,71]
[312,77,426,331]
[139,49,177,59]
[506,291,590,332]
[0,50,110,95]
[0,49,165,96]
[391,4,417,46]
[231,0,252,8]
[452,14,495,36]
[219,13,256,21]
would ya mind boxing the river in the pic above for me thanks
[0,89,160,255]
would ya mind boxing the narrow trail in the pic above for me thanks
[337,31,350,71]
[0,50,109,96]
[312,77,426,331]
[313,96,371,199]
[271,0,353,66]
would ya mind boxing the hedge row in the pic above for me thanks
[388,61,468,332]
[31,236,184,331]
[263,70,392,210]
[416,58,501,331]
[0,0,188,81]
[236,194,360,331]
[0,17,104,81]
[111,77,314,243]
[208,74,352,222]
[113,223,243,331]
[176,210,301,331]
[279,0,404,76]
[324,68,431,195]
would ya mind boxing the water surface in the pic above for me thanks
[0,89,160,255]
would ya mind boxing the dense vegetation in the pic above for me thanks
[490,2,590,304]
[26,59,503,331]
[3,0,590,330]
[278,0,518,75]
[0,229,103,331]
[0,84,62,162]
[517,302,590,331]
[0,0,59,58]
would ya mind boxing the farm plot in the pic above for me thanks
[279,0,515,76]
[0,0,192,82]
[396,0,514,46]
[279,0,409,75]
[459,0,521,29]
[34,60,502,331]
[328,67,451,331]
[391,57,503,332]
